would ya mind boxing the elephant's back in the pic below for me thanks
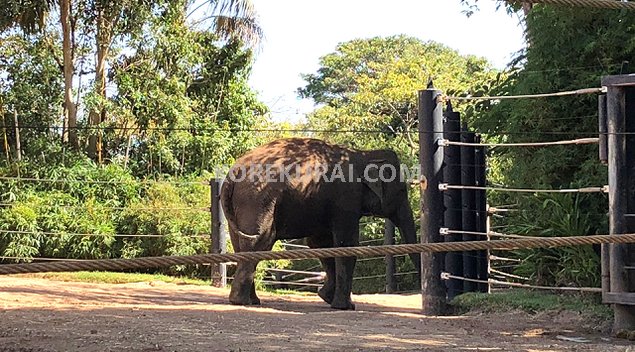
[234,138,347,167]
[228,138,352,194]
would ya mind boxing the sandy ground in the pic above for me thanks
[0,277,632,352]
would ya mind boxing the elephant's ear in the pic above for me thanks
[361,159,385,203]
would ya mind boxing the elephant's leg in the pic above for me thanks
[227,200,277,306]
[308,237,336,304]
[250,281,260,305]
[229,260,258,305]
[230,234,277,305]
[330,217,359,310]
[228,222,253,305]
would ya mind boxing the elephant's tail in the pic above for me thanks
[220,178,261,245]
[220,177,236,223]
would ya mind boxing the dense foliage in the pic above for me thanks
[461,4,635,288]
[0,1,273,278]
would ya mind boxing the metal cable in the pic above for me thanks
[490,255,522,263]
[442,272,602,293]
[489,268,530,281]
[0,229,208,238]
[439,137,598,148]
[522,0,635,10]
[444,229,537,239]
[0,233,634,275]
[440,184,608,194]
[446,87,605,101]
[0,203,209,212]
[0,176,206,186]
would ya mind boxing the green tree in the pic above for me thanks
[109,7,266,176]
[84,0,263,161]
[299,35,501,158]
[0,33,63,158]
[0,0,80,148]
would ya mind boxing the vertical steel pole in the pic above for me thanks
[384,219,397,293]
[419,89,447,314]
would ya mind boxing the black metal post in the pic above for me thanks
[474,135,489,293]
[460,125,477,293]
[384,219,397,293]
[443,104,463,301]
[419,89,447,314]
[210,178,227,287]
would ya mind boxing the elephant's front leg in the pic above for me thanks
[330,218,359,310]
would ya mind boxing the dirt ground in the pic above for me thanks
[0,277,632,352]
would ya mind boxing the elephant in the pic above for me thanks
[220,137,420,310]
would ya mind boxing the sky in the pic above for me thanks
[247,0,526,123]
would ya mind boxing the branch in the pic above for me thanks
[43,36,65,72]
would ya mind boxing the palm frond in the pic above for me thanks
[211,0,257,21]
[0,0,55,34]
[213,15,262,48]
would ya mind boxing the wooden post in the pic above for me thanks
[460,125,477,293]
[443,104,463,300]
[384,219,397,293]
[599,94,608,164]
[606,82,635,332]
[419,89,447,314]
[474,135,489,293]
[210,178,227,287]
[602,243,610,300]
[13,109,21,162]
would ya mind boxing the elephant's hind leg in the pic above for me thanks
[228,225,276,306]
[308,236,336,304]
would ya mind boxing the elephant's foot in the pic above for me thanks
[250,291,261,306]
[229,295,260,306]
[317,285,335,304]
[229,287,260,306]
[330,296,355,310]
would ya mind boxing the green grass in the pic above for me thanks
[20,271,210,286]
[451,289,612,320]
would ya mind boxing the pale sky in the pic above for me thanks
[248,0,526,123]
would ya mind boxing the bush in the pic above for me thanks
[0,160,216,277]
[503,193,606,287]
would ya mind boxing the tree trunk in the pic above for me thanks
[59,0,78,149]
[88,12,110,162]
[124,133,132,169]
[2,108,10,160]
[13,110,21,162]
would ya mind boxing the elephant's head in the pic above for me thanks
[356,149,421,275]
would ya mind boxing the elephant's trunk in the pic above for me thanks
[393,199,421,278]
